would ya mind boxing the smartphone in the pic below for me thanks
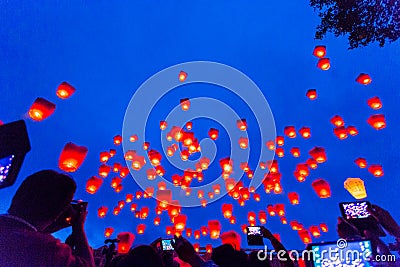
[339,201,371,220]
[161,239,175,251]
[247,226,264,246]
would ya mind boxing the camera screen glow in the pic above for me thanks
[0,155,14,184]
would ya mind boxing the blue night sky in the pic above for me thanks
[1,1,399,250]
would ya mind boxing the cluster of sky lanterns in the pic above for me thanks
[20,45,391,251]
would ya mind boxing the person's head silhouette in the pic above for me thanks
[8,169,76,231]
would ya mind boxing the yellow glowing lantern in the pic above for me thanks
[179,71,187,82]
[344,178,367,199]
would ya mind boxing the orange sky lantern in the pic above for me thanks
[306,158,318,169]
[111,177,122,189]
[97,206,108,218]
[298,230,312,244]
[346,126,359,136]
[168,201,181,217]
[288,192,300,205]
[267,160,279,173]
[113,135,122,145]
[330,115,345,127]
[344,177,367,199]
[109,149,116,157]
[193,243,200,253]
[312,179,331,198]
[186,228,192,237]
[154,217,161,226]
[120,167,129,178]
[180,98,190,111]
[309,226,321,237]
[265,140,275,151]
[317,58,330,70]
[274,204,285,216]
[137,224,146,235]
[148,149,162,166]
[319,223,328,232]
[259,211,267,224]
[208,220,221,239]
[267,204,276,216]
[199,157,210,170]
[229,216,236,224]
[181,150,190,161]
[125,194,133,203]
[194,230,201,239]
[259,162,267,170]
[136,191,143,200]
[240,162,250,172]
[179,71,187,82]
[155,165,165,176]
[306,89,317,100]
[213,184,221,194]
[356,73,372,85]
[86,176,103,194]
[131,155,146,171]
[146,168,157,180]
[166,226,174,236]
[238,137,249,149]
[354,158,368,168]
[367,114,386,130]
[115,184,123,193]
[208,192,214,199]
[167,145,177,157]
[56,81,76,99]
[276,136,284,146]
[185,121,193,130]
[222,203,233,219]
[276,147,284,157]
[284,126,296,138]
[294,171,306,182]
[367,96,382,110]
[182,132,194,146]
[299,127,311,138]
[130,203,137,212]
[58,142,88,172]
[159,120,168,130]
[296,163,309,177]
[100,151,110,163]
[280,217,288,224]
[313,45,326,58]
[145,187,154,197]
[113,207,121,216]
[197,190,204,199]
[206,244,213,254]
[118,200,125,209]
[142,142,150,150]
[129,134,138,142]
[104,227,114,238]
[28,97,56,121]
[201,226,208,236]
[174,214,187,232]
[368,164,384,177]
[237,119,247,131]
[247,211,256,223]
[290,147,300,157]
[241,224,248,234]
[113,162,121,173]
[290,220,300,230]
[253,193,261,202]
[208,128,219,140]
[334,126,348,140]
[220,157,233,173]
[309,147,327,163]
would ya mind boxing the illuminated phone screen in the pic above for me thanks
[0,155,14,184]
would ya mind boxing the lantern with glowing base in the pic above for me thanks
[59,143,88,172]
[311,179,331,198]
[344,178,367,199]
[28,97,56,121]
[56,82,76,99]
[86,176,103,194]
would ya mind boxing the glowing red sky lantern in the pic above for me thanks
[276,136,284,146]
[58,142,88,172]
[298,230,312,244]
[259,211,267,224]
[267,160,279,174]
[109,149,116,157]
[179,71,187,82]
[367,114,386,130]
[113,162,121,173]
[180,150,190,161]
[317,58,330,70]
[274,204,285,217]
[130,203,137,212]
[356,73,372,85]
[229,216,236,224]
[276,147,284,158]
[185,121,193,130]
[237,119,247,131]
[330,115,345,127]
[241,224,248,234]
[213,184,221,194]
[284,126,296,138]
[253,193,261,202]
[367,96,382,110]
[86,176,103,194]
[143,142,150,150]
[186,228,192,237]
[313,45,326,58]
[296,163,309,177]
[166,226,174,236]
[208,128,219,140]
[146,168,157,181]
[334,126,348,140]
[115,184,123,193]
[56,81,76,99]
[259,162,267,170]
[309,147,327,163]
[208,220,221,239]
[180,98,191,111]
[137,224,146,235]
[220,157,233,174]
[182,132,194,146]
[247,211,256,223]
[299,127,311,138]
[113,135,122,146]
[309,226,321,238]
[222,204,233,219]
[125,194,133,203]
[265,140,275,151]
[290,147,300,157]
[131,154,146,171]
[120,167,129,178]
[105,227,114,238]
[306,158,318,169]
[113,207,121,216]
[194,230,201,240]
[197,190,204,199]
[174,214,187,232]
[28,97,56,121]
[167,145,177,157]
[160,120,168,130]
[169,201,181,218]
[288,192,300,205]
[111,177,122,189]
[347,126,358,136]
[319,223,328,232]
[117,200,125,209]
[208,192,214,199]
[129,134,138,142]
[206,244,213,254]
[201,226,208,236]
[306,89,317,100]
[153,217,161,226]
[99,151,110,163]
[97,206,108,218]
[267,204,276,216]
[294,171,306,182]
[354,157,368,168]
[238,137,249,149]
[368,164,384,177]
[240,162,250,173]
[148,149,162,166]
[312,179,331,198]
[290,220,300,230]
[136,191,143,200]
